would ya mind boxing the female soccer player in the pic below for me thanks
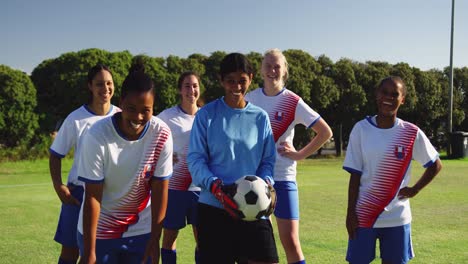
[245,48,332,264]
[187,53,279,264]
[77,64,173,264]
[343,76,442,264]
[158,71,202,264]
[49,64,119,264]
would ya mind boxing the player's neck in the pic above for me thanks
[263,83,283,96]
[88,101,111,116]
[224,97,246,109]
[179,102,198,115]
[376,114,396,129]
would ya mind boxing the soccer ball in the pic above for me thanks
[233,175,273,221]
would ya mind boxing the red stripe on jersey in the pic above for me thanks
[96,127,171,239]
[269,92,300,142]
[356,122,418,228]
[169,145,193,190]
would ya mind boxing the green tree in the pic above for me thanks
[314,55,340,112]
[0,65,39,147]
[246,51,263,91]
[445,67,468,131]
[330,58,367,156]
[309,55,340,154]
[283,49,321,104]
[202,51,227,103]
[411,69,445,143]
[390,63,417,118]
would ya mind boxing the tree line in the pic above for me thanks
[1,48,467,160]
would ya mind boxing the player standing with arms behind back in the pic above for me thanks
[343,76,442,264]
[245,48,332,264]
[158,71,202,264]
[77,63,173,264]
[187,53,279,264]
[49,64,119,264]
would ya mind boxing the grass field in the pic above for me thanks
[0,158,467,263]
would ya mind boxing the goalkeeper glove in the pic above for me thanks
[210,179,242,219]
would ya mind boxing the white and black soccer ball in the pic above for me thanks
[233,175,272,221]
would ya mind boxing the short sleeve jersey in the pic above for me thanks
[49,105,120,186]
[245,88,321,181]
[77,114,173,239]
[157,106,200,192]
[343,116,439,228]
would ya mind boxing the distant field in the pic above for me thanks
[0,158,467,263]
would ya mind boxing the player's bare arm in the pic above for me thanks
[398,159,442,199]
[82,182,103,264]
[346,173,361,240]
[143,179,169,264]
[278,118,332,160]
[49,154,79,205]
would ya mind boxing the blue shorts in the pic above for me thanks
[77,232,152,264]
[163,190,199,230]
[54,184,84,247]
[347,224,414,264]
[273,181,299,220]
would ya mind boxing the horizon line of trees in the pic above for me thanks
[1,48,467,161]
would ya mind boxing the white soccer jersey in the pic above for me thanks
[157,106,200,192]
[245,88,321,181]
[49,105,120,186]
[77,114,173,239]
[343,116,439,228]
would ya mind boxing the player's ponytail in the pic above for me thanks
[121,61,154,100]
[128,62,146,76]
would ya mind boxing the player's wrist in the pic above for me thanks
[294,149,306,160]
[53,183,67,194]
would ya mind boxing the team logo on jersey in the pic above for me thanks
[394,145,406,160]
[275,111,283,121]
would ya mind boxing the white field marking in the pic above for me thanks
[0,183,49,188]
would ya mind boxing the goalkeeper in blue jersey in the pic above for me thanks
[187,53,279,264]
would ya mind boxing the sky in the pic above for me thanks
[2,0,467,74]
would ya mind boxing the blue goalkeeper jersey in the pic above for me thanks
[187,97,276,209]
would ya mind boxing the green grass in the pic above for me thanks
[0,158,467,263]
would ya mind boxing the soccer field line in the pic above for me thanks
[0,182,49,188]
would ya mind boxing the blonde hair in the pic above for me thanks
[263,48,289,82]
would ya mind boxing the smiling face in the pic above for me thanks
[221,71,252,108]
[88,70,114,104]
[261,53,287,90]
[119,90,154,140]
[179,74,200,105]
[376,79,405,118]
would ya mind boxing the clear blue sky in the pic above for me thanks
[2,0,467,74]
